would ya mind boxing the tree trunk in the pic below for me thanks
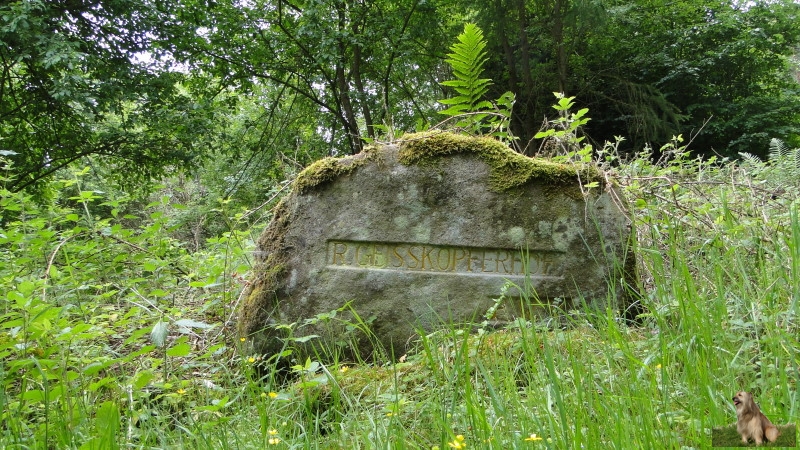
[552,0,568,94]
[351,19,374,139]
[336,1,362,154]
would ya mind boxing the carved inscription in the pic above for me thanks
[326,240,561,277]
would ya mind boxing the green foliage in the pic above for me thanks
[768,137,800,178]
[738,137,800,192]
[595,0,800,156]
[438,24,517,145]
[3,137,800,447]
[467,0,800,156]
[0,0,227,194]
[2,0,800,445]
[439,23,493,117]
[534,93,592,158]
[0,157,254,447]
[162,0,447,155]
[713,423,796,447]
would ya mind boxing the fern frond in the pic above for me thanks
[436,23,518,149]
[439,23,492,113]
[738,152,763,167]
[769,138,789,161]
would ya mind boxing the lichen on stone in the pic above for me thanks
[398,131,603,192]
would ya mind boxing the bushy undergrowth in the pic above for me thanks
[1,142,798,448]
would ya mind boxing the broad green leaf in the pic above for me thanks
[131,371,155,390]
[150,321,169,347]
[167,342,191,357]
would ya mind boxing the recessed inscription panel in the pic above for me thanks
[326,240,562,278]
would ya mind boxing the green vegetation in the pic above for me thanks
[436,24,516,144]
[712,423,796,447]
[3,0,799,201]
[2,132,799,447]
[1,0,799,447]
[399,131,602,191]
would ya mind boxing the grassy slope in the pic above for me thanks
[1,150,798,449]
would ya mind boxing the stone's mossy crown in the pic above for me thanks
[239,132,633,365]
[292,131,603,194]
[398,132,603,191]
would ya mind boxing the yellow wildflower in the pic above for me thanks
[268,437,281,445]
[447,435,466,449]
[248,356,256,363]
[524,433,543,441]
[268,429,278,436]
[268,392,279,399]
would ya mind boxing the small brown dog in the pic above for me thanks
[733,391,780,445]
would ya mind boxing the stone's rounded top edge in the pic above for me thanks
[291,147,380,194]
[290,131,606,194]
[398,131,604,191]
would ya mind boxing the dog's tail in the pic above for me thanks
[765,424,780,442]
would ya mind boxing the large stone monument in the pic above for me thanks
[239,132,633,362]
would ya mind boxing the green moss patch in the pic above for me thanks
[292,132,604,194]
[292,148,378,194]
[399,131,603,192]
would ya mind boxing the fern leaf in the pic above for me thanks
[738,152,763,166]
[439,23,491,114]
[769,138,788,161]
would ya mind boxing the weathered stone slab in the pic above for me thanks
[239,132,633,362]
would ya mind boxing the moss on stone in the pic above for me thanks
[292,132,602,194]
[398,131,603,192]
[292,147,379,194]
[237,198,292,347]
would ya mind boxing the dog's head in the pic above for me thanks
[733,391,753,413]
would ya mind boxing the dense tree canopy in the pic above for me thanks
[0,0,225,194]
[157,0,451,155]
[1,0,799,194]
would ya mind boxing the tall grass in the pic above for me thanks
[1,149,798,448]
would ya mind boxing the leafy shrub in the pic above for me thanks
[0,158,254,447]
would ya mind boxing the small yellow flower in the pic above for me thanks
[176,388,186,395]
[268,437,281,445]
[268,391,278,399]
[524,433,543,441]
[386,412,394,417]
[240,337,246,342]
[268,429,278,436]
[339,366,349,373]
[248,356,256,363]
[656,364,662,369]
[447,435,466,449]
